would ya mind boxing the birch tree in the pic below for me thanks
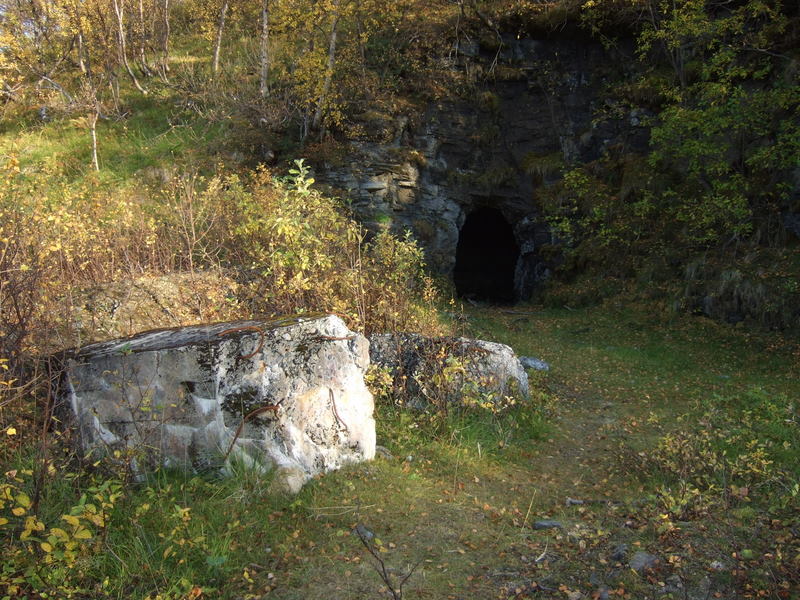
[259,0,270,96]
[211,0,229,76]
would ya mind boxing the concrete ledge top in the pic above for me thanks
[74,314,329,358]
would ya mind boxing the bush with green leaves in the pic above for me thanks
[639,387,799,514]
[0,469,122,598]
[214,159,441,335]
[537,0,800,315]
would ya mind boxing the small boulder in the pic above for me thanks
[629,551,659,572]
[533,520,563,530]
[369,333,528,408]
[519,356,550,371]
[268,466,307,496]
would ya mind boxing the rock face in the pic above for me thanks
[369,333,528,408]
[318,36,648,301]
[59,315,376,488]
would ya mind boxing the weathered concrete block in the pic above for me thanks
[60,315,375,489]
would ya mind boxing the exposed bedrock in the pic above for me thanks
[318,35,648,302]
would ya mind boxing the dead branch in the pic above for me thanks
[222,402,281,462]
[217,325,266,359]
[565,497,623,506]
[354,523,421,600]
[329,388,348,432]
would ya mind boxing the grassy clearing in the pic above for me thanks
[465,303,800,599]
[3,302,797,599]
[0,91,228,188]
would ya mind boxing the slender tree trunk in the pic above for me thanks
[355,15,368,84]
[259,0,270,96]
[312,0,340,131]
[76,31,87,74]
[111,0,147,93]
[89,105,100,171]
[72,0,91,77]
[137,0,153,76]
[212,0,228,76]
[109,75,120,112]
[161,0,171,80]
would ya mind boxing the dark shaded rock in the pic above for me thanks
[610,543,628,562]
[533,520,563,530]
[660,575,684,596]
[783,213,800,239]
[317,37,644,302]
[629,551,659,572]
[375,445,394,460]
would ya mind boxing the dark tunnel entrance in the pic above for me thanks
[453,207,520,303]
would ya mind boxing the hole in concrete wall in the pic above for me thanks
[454,207,519,303]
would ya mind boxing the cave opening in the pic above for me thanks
[453,207,520,303]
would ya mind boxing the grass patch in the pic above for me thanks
[0,91,227,189]
[3,302,799,598]
[462,303,800,598]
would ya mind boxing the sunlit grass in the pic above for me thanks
[0,90,227,189]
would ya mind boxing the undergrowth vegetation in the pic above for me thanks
[0,155,440,363]
[489,0,800,330]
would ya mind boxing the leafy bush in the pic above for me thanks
[639,388,799,513]
[0,469,122,598]
[210,159,440,335]
[0,155,441,368]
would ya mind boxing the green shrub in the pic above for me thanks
[639,388,799,513]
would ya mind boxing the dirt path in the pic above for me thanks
[266,306,797,600]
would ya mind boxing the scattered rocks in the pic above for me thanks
[353,523,375,541]
[59,315,376,492]
[375,445,394,460]
[709,560,727,571]
[659,575,685,596]
[629,551,659,572]
[533,520,563,530]
[609,543,628,562]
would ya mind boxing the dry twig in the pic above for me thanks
[217,325,266,359]
[222,402,281,462]
[354,523,421,600]
[329,388,348,432]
